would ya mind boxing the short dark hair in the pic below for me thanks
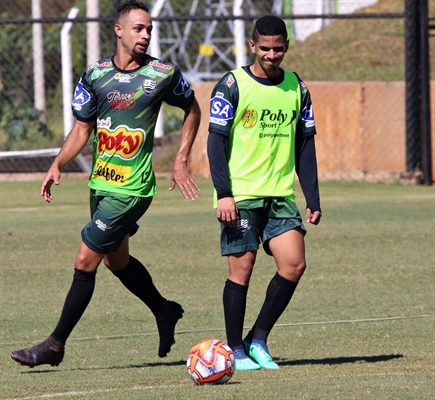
[117,0,149,22]
[252,15,288,42]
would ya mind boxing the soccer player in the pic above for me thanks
[11,0,201,368]
[207,15,322,370]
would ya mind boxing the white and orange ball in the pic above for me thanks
[186,338,235,385]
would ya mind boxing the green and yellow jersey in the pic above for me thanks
[72,55,195,197]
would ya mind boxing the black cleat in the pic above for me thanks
[156,300,184,358]
[11,337,65,368]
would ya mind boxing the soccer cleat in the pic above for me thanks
[10,337,65,368]
[233,348,261,371]
[156,300,184,358]
[245,340,279,370]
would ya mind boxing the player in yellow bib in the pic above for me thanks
[208,15,322,370]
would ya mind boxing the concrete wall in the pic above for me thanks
[189,81,435,184]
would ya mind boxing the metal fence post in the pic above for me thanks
[418,0,432,185]
[404,0,421,176]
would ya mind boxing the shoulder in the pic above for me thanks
[85,57,114,74]
[140,56,182,81]
[288,71,309,90]
[212,69,241,96]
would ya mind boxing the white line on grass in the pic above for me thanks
[3,373,416,400]
[2,314,433,347]
[273,313,435,328]
[3,386,167,400]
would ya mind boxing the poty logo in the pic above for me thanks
[72,79,91,110]
[97,126,145,160]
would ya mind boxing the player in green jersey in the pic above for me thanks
[207,15,322,370]
[11,0,201,368]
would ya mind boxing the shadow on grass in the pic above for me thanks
[20,354,404,374]
[277,354,404,367]
[20,359,187,374]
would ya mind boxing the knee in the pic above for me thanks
[74,252,99,272]
[279,259,306,282]
[74,253,89,271]
[228,261,254,285]
[295,260,307,278]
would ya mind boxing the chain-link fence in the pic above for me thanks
[0,0,433,182]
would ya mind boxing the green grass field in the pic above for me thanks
[0,178,434,399]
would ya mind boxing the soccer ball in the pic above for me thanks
[186,338,235,385]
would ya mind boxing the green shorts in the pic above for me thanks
[81,189,153,254]
[220,197,306,257]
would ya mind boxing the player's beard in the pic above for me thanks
[259,57,281,76]
[133,42,149,56]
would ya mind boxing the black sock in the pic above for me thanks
[249,273,298,341]
[51,268,96,343]
[112,255,165,315]
[223,279,248,349]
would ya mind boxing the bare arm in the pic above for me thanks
[41,120,94,203]
[169,97,201,200]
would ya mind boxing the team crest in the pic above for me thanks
[142,79,157,96]
[237,219,250,235]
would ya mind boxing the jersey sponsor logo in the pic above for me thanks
[241,110,257,128]
[97,117,112,128]
[210,92,234,126]
[107,90,136,112]
[142,79,157,96]
[94,218,112,231]
[241,108,296,130]
[92,160,131,185]
[87,61,112,71]
[140,65,168,79]
[145,60,172,70]
[173,75,192,98]
[91,67,113,80]
[72,79,91,110]
[259,109,296,129]
[226,74,235,88]
[91,69,104,80]
[114,73,137,83]
[97,125,145,160]
[300,100,315,128]
[259,133,290,139]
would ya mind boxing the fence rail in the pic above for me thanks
[0,0,432,183]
